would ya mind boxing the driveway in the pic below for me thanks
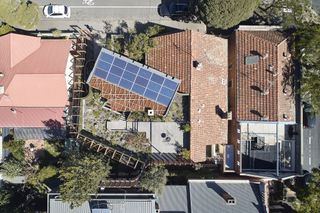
[33,0,206,32]
[302,116,320,172]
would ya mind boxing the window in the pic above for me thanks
[206,145,212,158]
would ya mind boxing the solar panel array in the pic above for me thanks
[91,49,180,107]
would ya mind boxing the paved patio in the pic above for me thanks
[106,121,185,153]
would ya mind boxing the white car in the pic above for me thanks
[43,4,71,18]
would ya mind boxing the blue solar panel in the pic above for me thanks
[147,81,161,93]
[126,63,140,74]
[160,86,174,98]
[139,68,152,79]
[132,84,146,95]
[97,60,111,71]
[113,58,127,69]
[100,52,114,63]
[119,79,133,90]
[151,74,164,85]
[94,68,108,79]
[91,48,180,108]
[163,79,178,90]
[157,94,170,106]
[109,65,124,77]
[135,76,148,87]
[122,71,136,82]
[107,73,120,84]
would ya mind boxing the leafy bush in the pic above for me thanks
[27,166,57,193]
[197,0,260,29]
[0,158,25,177]
[44,141,61,158]
[51,29,62,37]
[59,153,111,207]
[140,166,168,193]
[0,23,14,36]
[181,123,191,133]
[179,148,190,160]
[3,140,25,161]
[0,0,40,30]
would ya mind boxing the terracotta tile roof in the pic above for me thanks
[0,33,71,127]
[146,31,192,93]
[231,30,295,122]
[89,76,167,115]
[190,32,228,162]
[0,107,65,128]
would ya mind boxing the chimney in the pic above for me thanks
[0,85,4,94]
[222,192,236,205]
[193,61,203,71]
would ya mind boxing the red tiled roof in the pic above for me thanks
[189,32,228,162]
[0,107,65,128]
[89,77,167,115]
[146,31,192,93]
[0,33,71,127]
[231,30,295,122]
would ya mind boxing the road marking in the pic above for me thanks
[309,157,311,165]
[309,137,312,145]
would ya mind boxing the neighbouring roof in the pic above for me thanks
[188,180,265,213]
[48,193,157,213]
[87,48,180,115]
[157,180,266,213]
[147,30,228,162]
[146,31,192,93]
[230,28,295,122]
[0,107,65,128]
[157,185,189,213]
[0,33,71,127]
[190,32,228,162]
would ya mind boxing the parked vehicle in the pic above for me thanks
[43,4,71,18]
[303,102,316,128]
[158,0,197,22]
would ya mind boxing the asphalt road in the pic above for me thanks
[302,116,320,172]
[32,0,167,31]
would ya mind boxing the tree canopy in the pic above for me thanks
[0,158,25,177]
[59,152,111,207]
[197,0,260,29]
[140,166,168,193]
[3,140,25,161]
[295,168,320,212]
[0,0,40,30]
[294,24,320,112]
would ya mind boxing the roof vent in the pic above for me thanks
[10,108,16,114]
[268,65,277,76]
[283,114,289,120]
[260,80,273,95]
[223,192,236,205]
[193,61,203,70]
[0,72,4,77]
[0,85,4,94]
[147,109,154,116]
[245,55,259,65]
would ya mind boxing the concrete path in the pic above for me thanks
[107,121,184,153]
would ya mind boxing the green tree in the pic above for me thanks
[0,189,11,207]
[126,25,163,61]
[295,168,320,212]
[0,23,14,36]
[27,166,57,193]
[197,0,260,29]
[140,166,168,193]
[294,24,320,112]
[3,140,25,161]
[0,158,25,177]
[0,0,40,30]
[59,153,111,207]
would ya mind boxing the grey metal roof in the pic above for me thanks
[157,185,189,213]
[14,127,66,140]
[48,194,156,213]
[189,180,265,213]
